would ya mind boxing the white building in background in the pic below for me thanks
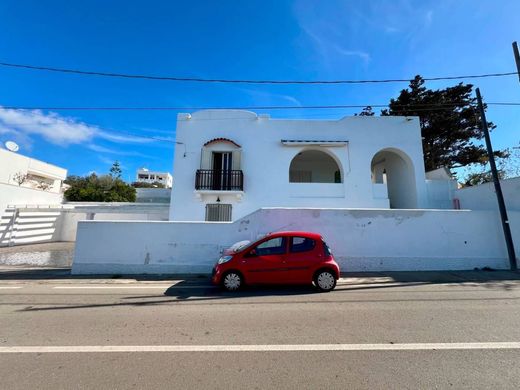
[136,168,173,188]
[0,147,67,194]
[0,147,67,246]
[169,110,454,222]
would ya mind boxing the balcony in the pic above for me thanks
[195,169,244,191]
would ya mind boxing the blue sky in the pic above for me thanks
[0,0,519,181]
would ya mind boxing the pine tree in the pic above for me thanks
[381,76,507,172]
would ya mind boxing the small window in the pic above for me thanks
[205,204,232,222]
[323,241,332,256]
[290,237,316,253]
[255,237,287,256]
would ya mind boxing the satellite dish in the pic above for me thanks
[5,141,19,152]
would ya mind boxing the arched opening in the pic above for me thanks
[371,149,417,208]
[289,150,342,183]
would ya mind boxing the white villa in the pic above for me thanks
[136,168,173,188]
[72,109,518,274]
[169,110,455,222]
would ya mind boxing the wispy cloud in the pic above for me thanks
[98,155,118,166]
[301,25,371,65]
[0,107,167,150]
[425,10,433,27]
[234,87,302,106]
[332,47,371,63]
[96,130,154,144]
[0,107,95,145]
[86,143,154,158]
[295,3,372,67]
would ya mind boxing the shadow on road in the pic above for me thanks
[11,269,520,314]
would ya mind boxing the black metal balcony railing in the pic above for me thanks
[195,169,244,191]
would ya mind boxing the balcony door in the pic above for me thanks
[212,152,232,190]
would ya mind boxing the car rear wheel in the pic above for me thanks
[222,271,243,292]
[314,270,336,292]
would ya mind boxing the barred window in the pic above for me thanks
[205,203,232,222]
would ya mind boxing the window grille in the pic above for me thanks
[205,203,232,222]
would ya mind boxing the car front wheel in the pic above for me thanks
[222,271,243,292]
[314,270,337,292]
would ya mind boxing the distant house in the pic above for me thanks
[169,110,457,222]
[0,147,67,246]
[136,168,173,188]
[0,147,67,195]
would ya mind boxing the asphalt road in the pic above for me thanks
[1,271,520,389]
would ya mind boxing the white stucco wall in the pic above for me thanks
[454,177,520,211]
[426,179,458,209]
[1,202,169,246]
[72,208,520,274]
[169,111,428,222]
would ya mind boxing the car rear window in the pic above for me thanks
[323,241,332,256]
[290,237,316,253]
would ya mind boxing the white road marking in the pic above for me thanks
[0,286,22,289]
[1,342,520,353]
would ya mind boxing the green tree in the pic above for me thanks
[64,173,136,202]
[109,161,122,178]
[381,76,507,172]
[462,171,506,187]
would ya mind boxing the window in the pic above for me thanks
[205,204,232,222]
[255,237,287,256]
[322,241,332,257]
[290,237,316,253]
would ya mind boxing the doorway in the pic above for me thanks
[212,152,233,190]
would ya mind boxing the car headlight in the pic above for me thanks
[218,255,233,264]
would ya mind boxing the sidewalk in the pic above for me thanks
[1,263,520,287]
[1,242,520,286]
[0,242,74,267]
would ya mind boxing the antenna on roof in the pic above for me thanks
[4,141,19,152]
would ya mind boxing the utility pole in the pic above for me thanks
[513,42,520,82]
[475,88,517,270]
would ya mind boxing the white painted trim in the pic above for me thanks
[1,342,520,353]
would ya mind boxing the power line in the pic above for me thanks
[1,102,519,111]
[0,61,517,84]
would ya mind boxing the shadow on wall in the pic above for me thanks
[0,208,62,247]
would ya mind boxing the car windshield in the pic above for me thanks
[230,240,251,253]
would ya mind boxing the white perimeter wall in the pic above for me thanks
[455,177,520,211]
[72,208,520,274]
[1,201,169,247]
[0,184,63,246]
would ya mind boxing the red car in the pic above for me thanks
[212,231,340,292]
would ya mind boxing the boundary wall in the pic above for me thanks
[72,208,520,274]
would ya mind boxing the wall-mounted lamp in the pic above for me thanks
[216,197,221,203]
[176,142,187,157]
